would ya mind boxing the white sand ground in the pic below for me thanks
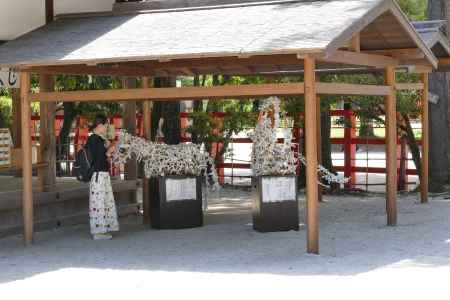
[1,187,450,299]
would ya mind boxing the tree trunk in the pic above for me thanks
[57,102,77,176]
[402,114,422,179]
[427,0,450,190]
[321,103,333,172]
[152,77,180,145]
[359,117,375,137]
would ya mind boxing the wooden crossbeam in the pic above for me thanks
[439,58,450,67]
[24,54,304,76]
[24,64,150,77]
[364,48,424,60]
[29,83,306,103]
[317,82,391,96]
[322,50,399,68]
[28,81,400,103]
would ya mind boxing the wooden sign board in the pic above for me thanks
[166,177,197,201]
[261,176,296,202]
[0,69,20,88]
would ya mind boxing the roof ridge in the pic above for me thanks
[112,0,346,14]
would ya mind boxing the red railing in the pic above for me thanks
[29,109,421,189]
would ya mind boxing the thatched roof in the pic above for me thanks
[0,0,437,68]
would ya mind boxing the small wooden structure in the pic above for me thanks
[0,0,439,254]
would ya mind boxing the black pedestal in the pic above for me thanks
[150,176,203,229]
[252,175,299,232]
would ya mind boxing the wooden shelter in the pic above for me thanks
[0,0,437,254]
[413,20,450,71]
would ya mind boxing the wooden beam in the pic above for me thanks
[439,58,450,66]
[420,73,429,204]
[323,50,399,68]
[408,65,433,74]
[142,77,152,224]
[29,83,305,103]
[385,66,397,226]
[304,55,319,254]
[20,72,33,245]
[349,34,360,52]
[316,82,391,96]
[364,48,425,60]
[23,54,304,76]
[24,65,149,77]
[38,74,56,192]
[395,83,424,91]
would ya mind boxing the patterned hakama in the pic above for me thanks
[89,172,120,235]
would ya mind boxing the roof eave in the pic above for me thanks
[324,0,438,69]
[5,48,325,70]
[388,0,438,68]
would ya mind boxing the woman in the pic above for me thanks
[86,115,119,240]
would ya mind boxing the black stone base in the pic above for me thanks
[252,176,299,232]
[150,176,203,229]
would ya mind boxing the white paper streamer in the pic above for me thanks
[112,131,219,190]
[250,97,349,186]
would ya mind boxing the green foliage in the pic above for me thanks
[55,75,121,120]
[396,0,428,20]
[0,88,10,97]
[320,73,421,127]
[0,96,11,128]
[186,99,257,163]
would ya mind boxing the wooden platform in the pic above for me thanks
[0,177,140,237]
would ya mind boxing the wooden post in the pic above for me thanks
[385,66,397,226]
[122,78,138,201]
[20,72,33,245]
[304,55,319,254]
[38,74,56,192]
[317,96,323,202]
[349,33,361,52]
[142,77,152,224]
[420,73,429,203]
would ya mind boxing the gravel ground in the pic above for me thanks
[1,187,450,299]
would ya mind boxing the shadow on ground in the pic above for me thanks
[1,188,450,284]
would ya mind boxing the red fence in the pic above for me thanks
[29,109,421,190]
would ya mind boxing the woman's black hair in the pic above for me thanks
[89,114,107,131]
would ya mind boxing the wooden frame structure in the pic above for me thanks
[0,0,438,254]
[18,62,430,254]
